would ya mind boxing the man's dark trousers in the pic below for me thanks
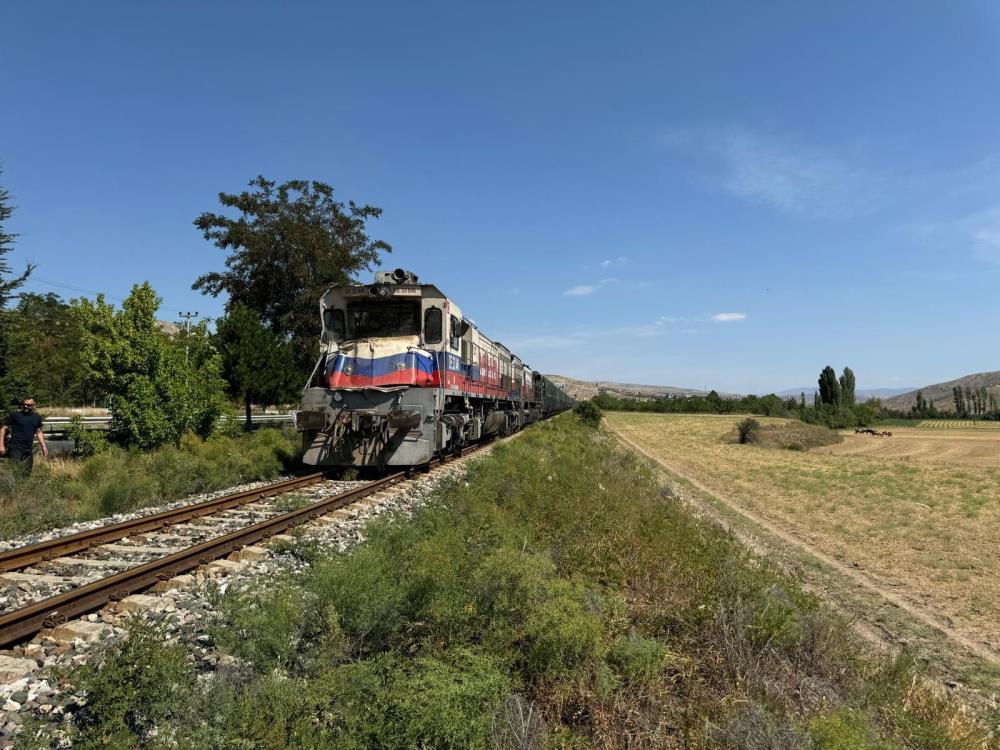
[7,446,33,475]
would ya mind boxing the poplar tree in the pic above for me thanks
[839,367,856,407]
[818,366,841,407]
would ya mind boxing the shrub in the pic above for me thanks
[607,635,671,684]
[66,416,109,457]
[71,621,193,746]
[573,400,603,427]
[736,417,761,444]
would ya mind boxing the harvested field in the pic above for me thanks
[823,426,1000,466]
[605,413,1000,677]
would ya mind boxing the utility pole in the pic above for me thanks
[179,312,198,432]
[179,312,199,364]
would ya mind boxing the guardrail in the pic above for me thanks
[40,413,294,433]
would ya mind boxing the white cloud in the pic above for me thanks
[968,207,1000,264]
[562,278,617,297]
[600,256,629,268]
[912,206,1000,266]
[710,312,747,322]
[666,126,881,220]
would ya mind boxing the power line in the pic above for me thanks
[21,275,211,319]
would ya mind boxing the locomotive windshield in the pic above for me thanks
[346,300,421,338]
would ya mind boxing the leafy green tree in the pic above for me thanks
[0,293,89,405]
[193,176,391,373]
[214,304,297,429]
[818,366,841,408]
[839,367,856,407]
[76,283,226,449]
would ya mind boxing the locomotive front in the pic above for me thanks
[296,269,447,468]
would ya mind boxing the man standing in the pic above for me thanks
[0,397,48,476]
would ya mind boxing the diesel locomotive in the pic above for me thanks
[295,269,574,468]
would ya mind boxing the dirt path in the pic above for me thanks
[605,420,1000,671]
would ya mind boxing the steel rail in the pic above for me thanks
[0,447,480,648]
[0,472,327,573]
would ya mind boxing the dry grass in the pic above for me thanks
[605,412,1000,652]
[823,426,1000,466]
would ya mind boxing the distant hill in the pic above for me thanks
[777,386,915,403]
[545,375,725,401]
[882,371,1000,412]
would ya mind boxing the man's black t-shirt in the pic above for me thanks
[5,411,42,450]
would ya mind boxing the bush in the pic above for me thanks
[607,635,671,684]
[66,415,109,457]
[573,400,603,427]
[736,417,761,443]
[72,621,193,746]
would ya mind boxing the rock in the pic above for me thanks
[115,594,160,614]
[8,693,26,706]
[50,621,108,644]
[0,657,36,683]
[205,560,244,576]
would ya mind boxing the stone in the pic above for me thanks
[229,546,268,562]
[205,559,243,576]
[50,621,108,644]
[115,595,160,613]
[153,574,194,593]
[267,534,296,545]
[0,657,35,684]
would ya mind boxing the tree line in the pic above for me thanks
[0,168,391,449]
[593,364,879,428]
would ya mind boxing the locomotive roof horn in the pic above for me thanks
[375,268,419,285]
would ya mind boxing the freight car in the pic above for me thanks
[295,269,574,468]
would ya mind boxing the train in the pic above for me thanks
[295,269,574,468]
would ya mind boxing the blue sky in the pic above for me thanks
[3,1,999,393]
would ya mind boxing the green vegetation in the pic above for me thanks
[734,419,843,450]
[214,303,298,429]
[573,399,602,426]
[736,416,761,443]
[0,427,299,538]
[37,416,989,749]
[192,176,392,373]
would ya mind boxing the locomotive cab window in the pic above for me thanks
[323,308,346,341]
[449,315,461,350]
[346,300,420,338]
[424,307,442,344]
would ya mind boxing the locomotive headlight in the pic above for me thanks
[333,392,343,402]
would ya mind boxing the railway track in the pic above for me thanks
[0,445,483,649]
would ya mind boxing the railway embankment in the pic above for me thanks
[8,414,992,749]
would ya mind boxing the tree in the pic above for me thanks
[953,386,966,417]
[76,283,226,449]
[0,167,35,408]
[193,176,391,373]
[214,304,297,429]
[0,293,87,405]
[0,167,34,311]
[839,367,856,407]
[818,366,841,408]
